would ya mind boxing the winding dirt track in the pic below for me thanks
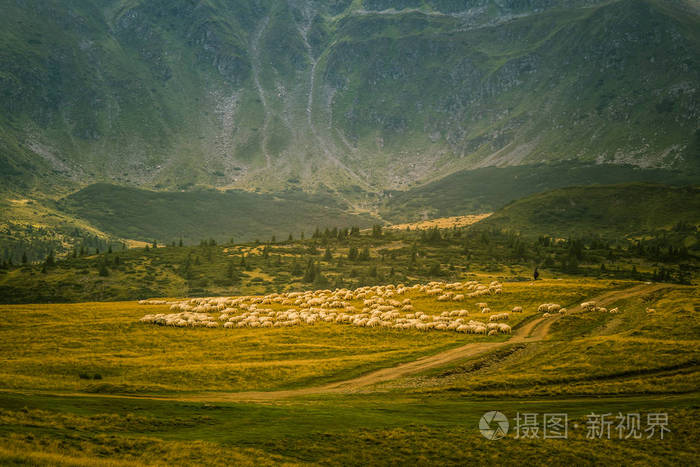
[5,283,671,403]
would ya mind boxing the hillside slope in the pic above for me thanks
[381,162,698,222]
[57,184,377,244]
[1,0,698,195]
[475,183,700,237]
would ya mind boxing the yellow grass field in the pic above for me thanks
[0,277,698,465]
[385,214,493,231]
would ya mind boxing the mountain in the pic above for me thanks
[1,0,698,197]
[474,183,700,238]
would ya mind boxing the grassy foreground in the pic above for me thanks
[0,277,698,465]
[0,393,697,466]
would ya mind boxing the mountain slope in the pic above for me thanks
[474,183,700,237]
[381,162,698,222]
[57,183,377,244]
[0,0,697,196]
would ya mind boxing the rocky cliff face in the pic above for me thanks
[1,0,698,196]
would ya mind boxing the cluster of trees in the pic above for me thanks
[2,220,696,302]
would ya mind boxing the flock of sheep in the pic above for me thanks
[138,281,627,336]
[580,301,619,313]
[538,300,622,317]
[138,280,514,335]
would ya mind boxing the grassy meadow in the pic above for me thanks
[0,275,698,465]
[0,278,610,394]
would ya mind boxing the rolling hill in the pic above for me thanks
[56,183,377,245]
[474,183,700,238]
[380,162,699,222]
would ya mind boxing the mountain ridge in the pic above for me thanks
[1,0,697,197]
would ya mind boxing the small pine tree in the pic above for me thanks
[99,262,109,277]
[291,258,303,276]
[323,247,333,261]
[358,246,370,261]
[21,252,27,264]
[312,262,329,287]
[303,258,316,283]
[108,245,113,254]
[226,260,239,284]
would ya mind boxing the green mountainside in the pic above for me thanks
[57,183,378,245]
[1,0,698,196]
[381,162,698,222]
[475,183,700,238]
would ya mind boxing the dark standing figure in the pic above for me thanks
[533,267,540,281]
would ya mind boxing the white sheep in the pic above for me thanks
[497,323,511,334]
[489,313,509,322]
